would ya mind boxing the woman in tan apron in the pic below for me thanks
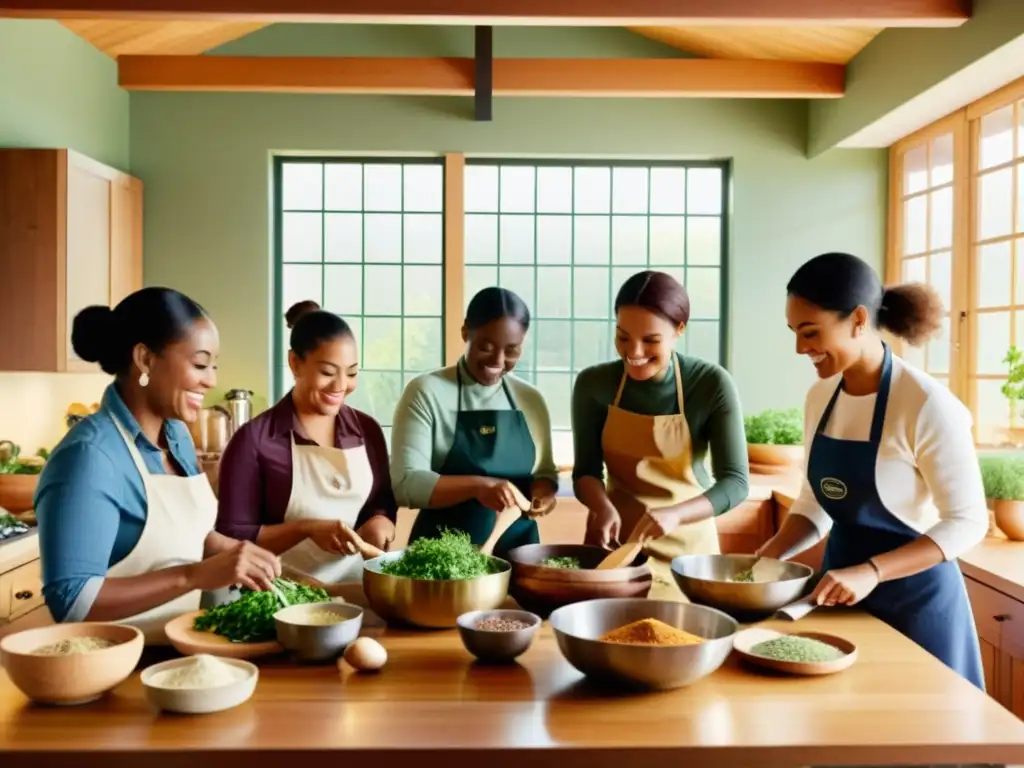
[216,305,398,587]
[35,288,282,643]
[571,271,750,600]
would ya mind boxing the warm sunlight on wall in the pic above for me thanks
[0,373,110,453]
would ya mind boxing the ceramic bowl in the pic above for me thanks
[0,622,144,705]
[274,601,363,662]
[456,609,541,663]
[141,656,259,714]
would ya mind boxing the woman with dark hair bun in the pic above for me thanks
[285,300,320,330]
[390,286,559,560]
[35,288,282,642]
[216,307,397,586]
[571,270,749,598]
[758,252,987,689]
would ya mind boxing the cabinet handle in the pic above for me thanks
[14,590,33,601]
[995,613,1011,622]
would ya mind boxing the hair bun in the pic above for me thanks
[71,305,115,366]
[285,300,321,329]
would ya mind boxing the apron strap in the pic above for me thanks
[672,352,684,414]
[455,362,518,412]
[814,342,894,444]
[612,369,628,407]
[109,413,156,479]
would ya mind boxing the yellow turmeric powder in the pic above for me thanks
[599,618,705,646]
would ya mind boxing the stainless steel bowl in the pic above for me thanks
[456,609,541,663]
[670,554,814,621]
[274,601,363,663]
[548,598,738,690]
[362,550,511,629]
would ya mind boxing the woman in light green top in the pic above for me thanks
[390,287,559,559]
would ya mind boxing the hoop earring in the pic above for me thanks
[139,371,150,388]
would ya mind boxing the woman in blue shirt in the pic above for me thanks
[35,287,281,643]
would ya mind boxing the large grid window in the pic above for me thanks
[971,99,1024,444]
[462,161,728,466]
[274,158,446,443]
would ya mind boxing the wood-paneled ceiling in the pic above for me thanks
[60,19,880,63]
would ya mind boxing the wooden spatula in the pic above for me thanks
[340,523,385,560]
[479,505,523,556]
[595,517,654,570]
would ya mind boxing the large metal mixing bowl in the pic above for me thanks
[548,598,738,690]
[362,550,511,629]
[670,554,814,621]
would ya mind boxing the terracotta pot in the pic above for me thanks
[0,474,39,514]
[993,499,1024,542]
[747,443,804,469]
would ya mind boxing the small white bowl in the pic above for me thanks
[141,656,258,714]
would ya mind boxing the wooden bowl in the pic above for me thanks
[732,627,857,676]
[0,474,39,514]
[747,444,804,468]
[505,544,652,619]
[165,610,284,659]
[993,499,1024,541]
[0,622,144,705]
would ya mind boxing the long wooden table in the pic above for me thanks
[3,611,1024,767]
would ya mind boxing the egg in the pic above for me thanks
[343,637,387,672]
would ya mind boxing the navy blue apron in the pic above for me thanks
[407,368,539,562]
[809,342,985,690]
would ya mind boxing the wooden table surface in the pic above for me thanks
[3,611,1024,768]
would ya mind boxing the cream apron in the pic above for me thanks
[278,433,375,584]
[601,354,721,601]
[107,416,218,644]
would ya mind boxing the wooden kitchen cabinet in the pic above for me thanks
[0,148,143,372]
[966,575,1024,718]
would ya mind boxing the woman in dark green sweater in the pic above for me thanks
[571,270,749,598]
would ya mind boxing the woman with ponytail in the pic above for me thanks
[757,252,987,689]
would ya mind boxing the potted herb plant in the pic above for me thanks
[0,441,47,514]
[979,456,1024,541]
[744,407,804,474]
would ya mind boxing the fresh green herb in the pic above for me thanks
[744,408,803,446]
[0,441,48,475]
[542,556,581,570]
[1002,346,1024,426]
[732,568,754,582]
[193,578,329,643]
[0,513,30,541]
[379,529,499,580]
[980,456,1024,501]
[750,635,845,663]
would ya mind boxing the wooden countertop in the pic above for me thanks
[2,611,1024,767]
[960,535,1024,603]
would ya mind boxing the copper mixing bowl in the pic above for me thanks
[506,544,652,618]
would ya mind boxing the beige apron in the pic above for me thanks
[601,354,721,601]
[279,433,374,584]
[107,416,217,644]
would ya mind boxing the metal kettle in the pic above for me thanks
[224,389,254,436]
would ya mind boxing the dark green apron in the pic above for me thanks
[407,368,539,561]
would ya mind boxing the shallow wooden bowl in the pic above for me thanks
[0,622,143,705]
[0,474,39,514]
[165,610,283,659]
[506,544,652,619]
[732,627,858,676]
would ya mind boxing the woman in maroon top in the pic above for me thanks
[215,304,397,584]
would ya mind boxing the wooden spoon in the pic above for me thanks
[341,523,385,560]
[479,505,524,556]
[595,517,654,570]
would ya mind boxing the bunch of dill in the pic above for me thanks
[380,529,498,580]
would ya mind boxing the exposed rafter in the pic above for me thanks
[117,55,846,99]
[0,0,972,27]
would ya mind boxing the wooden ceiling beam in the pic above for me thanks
[116,55,845,98]
[0,0,971,27]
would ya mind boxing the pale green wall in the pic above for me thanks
[129,25,887,415]
[0,19,129,170]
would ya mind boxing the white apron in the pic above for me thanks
[601,354,721,601]
[278,433,375,584]
[107,416,218,644]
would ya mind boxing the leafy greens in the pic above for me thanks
[379,529,499,580]
[193,578,329,643]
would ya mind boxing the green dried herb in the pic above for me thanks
[193,578,329,643]
[750,635,844,663]
[542,556,581,570]
[732,568,755,582]
[379,529,498,580]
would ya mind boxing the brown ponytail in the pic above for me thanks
[877,283,944,347]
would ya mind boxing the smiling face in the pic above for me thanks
[289,333,359,416]
[137,316,220,423]
[786,294,870,379]
[462,316,526,386]
[614,305,683,381]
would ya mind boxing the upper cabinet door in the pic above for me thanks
[64,155,112,369]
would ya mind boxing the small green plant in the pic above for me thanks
[979,456,1024,501]
[744,408,803,446]
[1002,346,1024,427]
